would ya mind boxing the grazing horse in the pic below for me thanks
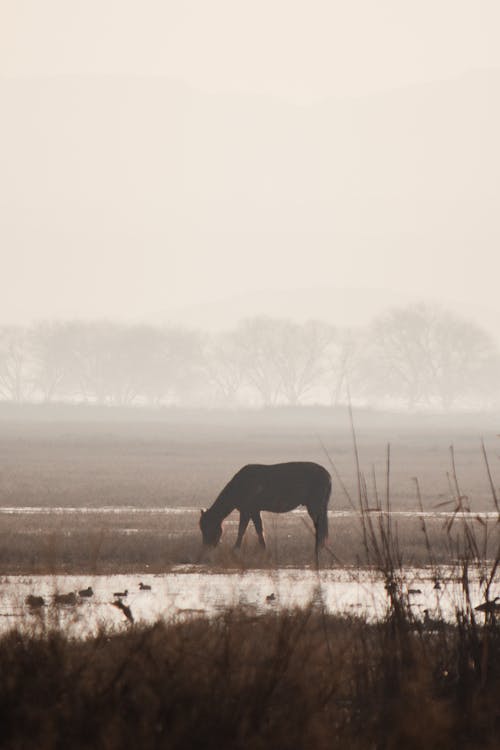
[200,462,331,562]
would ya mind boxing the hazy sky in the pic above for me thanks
[1,1,500,330]
[2,1,500,96]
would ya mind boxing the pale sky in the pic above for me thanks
[2,1,500,97]
[1,1,500,331]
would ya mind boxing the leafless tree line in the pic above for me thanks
[1,304,499,410]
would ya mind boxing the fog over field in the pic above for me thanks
[1,1,500,343]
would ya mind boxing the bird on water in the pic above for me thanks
[54,592,77,605]
[474,597,500,614]
[78,587,94,598]
[26,595,45,608]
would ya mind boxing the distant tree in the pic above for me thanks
[203,330,246,405]
[426,311,499,410]
[103,323,165,405]
[30,321,80,401]
[234,317,337,406]
[143,327,204,406]
[0,326,33,402]
[133,325,176,406]
[67,322,203,406]
[322,327,365,406]
[365,304,499,410]
[236,317,284,405]
[273,320,336,405]
[67,321,121,404]
[473,351,500,409]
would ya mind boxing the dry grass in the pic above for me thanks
[1,510,500,574]
[1,407,499,574]
[1,604,500,750]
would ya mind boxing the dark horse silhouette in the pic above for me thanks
[200,462,331,562]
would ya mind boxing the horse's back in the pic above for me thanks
[237,461,330,484]
[232,461,331,512]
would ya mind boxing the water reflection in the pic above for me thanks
[0,566,490,638]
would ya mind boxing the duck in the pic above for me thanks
[54,592,77,605]
[139,582,151,591]
[113,589,128,598]
[78,587,94,598]
[474,597,500,614]
[26,594,45,608]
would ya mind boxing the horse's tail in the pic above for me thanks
[315,473,331,549]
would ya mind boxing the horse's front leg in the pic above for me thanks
[252,512,266,548]
[234,511,250,549]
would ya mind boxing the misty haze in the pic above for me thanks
[1,3,500,749]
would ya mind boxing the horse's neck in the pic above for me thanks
[209,487,237,520]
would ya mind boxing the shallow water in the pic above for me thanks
[0,506,496,519]
[0,566,492,637]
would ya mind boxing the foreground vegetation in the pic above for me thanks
[2,600,500,750]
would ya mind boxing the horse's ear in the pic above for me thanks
[200,509,205,518]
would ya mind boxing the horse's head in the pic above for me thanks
[199,509,222,547]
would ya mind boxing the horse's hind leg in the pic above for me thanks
[251,511,266,548]
[307,505,327,544]
[307,499,329,566]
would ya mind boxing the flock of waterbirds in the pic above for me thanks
[23,577,279,625]
[25,582,153,624]
[22,574,500,625]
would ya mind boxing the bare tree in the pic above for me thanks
[273,319,336,405]
[365,304,500,409]
[236,317,284,405]
[322,327,365,406]
[67,321,119,404]
[233,317,338,405]
[67,322,203,406]
[425,310,499,409]
[142,327,204,406]
[203,330,246,405]
[5,307,498,410]
[30,321,80,401]
[0,326,32,402]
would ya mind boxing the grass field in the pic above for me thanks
[0,405,499,573]
[1,405,499,510]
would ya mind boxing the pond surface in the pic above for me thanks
[0,565,492,637]
[0,507,498,519]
